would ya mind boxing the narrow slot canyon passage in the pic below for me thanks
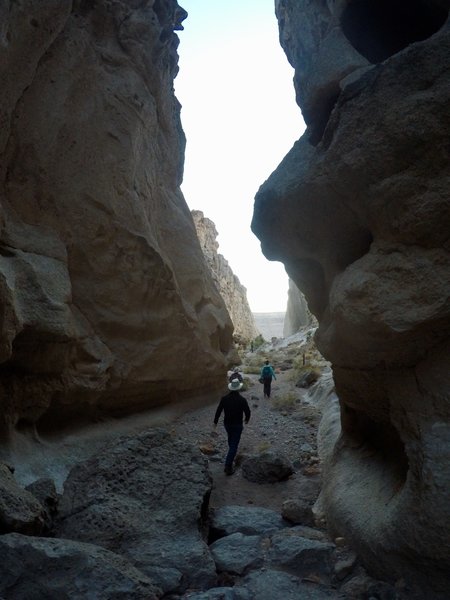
[0,0,449,598]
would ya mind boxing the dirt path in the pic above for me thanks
[172,368,323,514]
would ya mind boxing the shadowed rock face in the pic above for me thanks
[253,0,450,594]
[0,0,234,437]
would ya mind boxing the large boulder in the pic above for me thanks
[54,428,216,594]
[0,0,234,437]
[25,477,59,532]
[0,463,44,534]
[241,450,295,483]
[253,1,450,595]
[210,505,287,539]
[240,569,337,600]
[0,533,161,599]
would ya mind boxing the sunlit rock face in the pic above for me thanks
[283,278,315,337]
[253,0,450,594]
[0,0,234,438]
[192,210,259,345]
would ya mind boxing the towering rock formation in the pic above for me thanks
[0,0,234,438]
[192,211,259,345]
[283,278,315,338]
[253,1,450,595]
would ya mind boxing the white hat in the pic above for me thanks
[228,380,243,391]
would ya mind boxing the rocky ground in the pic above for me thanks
[169,335,413,599]
[0,331,415,599]
[172,368,323,515]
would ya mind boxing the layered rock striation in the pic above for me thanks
[0,0,234,438]
[192,210,259,345]
[253,1,450,595]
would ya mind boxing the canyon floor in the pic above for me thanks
[172,366,324,515]
[2,334,415,599]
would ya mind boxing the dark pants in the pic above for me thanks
[224,424,243,468]
[263,377,272,398]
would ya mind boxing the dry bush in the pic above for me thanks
[271,392,299,412]
[242,365,261,375]
[256,441,272,453]
[290,363,322,384]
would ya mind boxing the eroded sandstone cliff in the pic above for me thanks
[0,0,234,438]
[253,0,450,595]
[192,210,259,345]
[283,278,315,338]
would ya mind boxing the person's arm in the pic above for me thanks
[214,400,224,425]
[271,366,277,380]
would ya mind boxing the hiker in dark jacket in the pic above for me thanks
[214,379,251,475]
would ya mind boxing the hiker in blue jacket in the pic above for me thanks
[260,359,276,398]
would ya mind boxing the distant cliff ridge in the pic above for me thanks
[253,313,285,340]
[192,211,259,344]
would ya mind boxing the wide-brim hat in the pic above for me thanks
[228,380,243,391]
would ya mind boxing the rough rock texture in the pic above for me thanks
[55,429,216,594]
[283,278,315,337]
[0,0,234,438]
[192,210,259,344]
[210,505,287,539]
[241,450,295,484]
[0,463,44,535]
[25,477,59,532]
[253,1,450,596]
[240,569,336,600]
[0,533,160,599]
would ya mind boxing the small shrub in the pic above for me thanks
[256,441,272,453]
[252,334,266,350]
[271,392,299,412]
[241,376,253,391]
[290,364,321,384]
[242,365,261,375]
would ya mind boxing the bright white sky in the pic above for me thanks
[175,0,305,312]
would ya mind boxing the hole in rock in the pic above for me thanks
[341,403,409,490]
[341,0,449,63]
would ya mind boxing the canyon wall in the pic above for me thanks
[253,0,450,595]
[0,0,234,438]
[192,210,259,345]
[283,278,314,337]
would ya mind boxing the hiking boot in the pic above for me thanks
[224,466,234,476]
